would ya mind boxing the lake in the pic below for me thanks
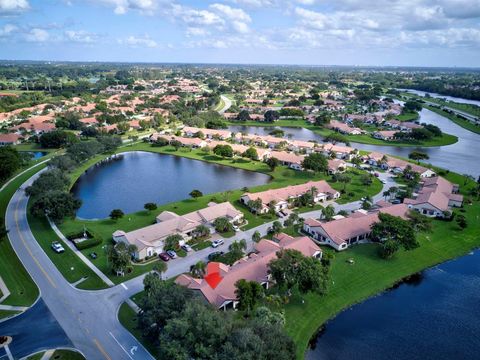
[72,151,271,219]
[402,89,480,107]
[228,107,480,177]
[307,250,480,360]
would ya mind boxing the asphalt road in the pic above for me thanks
[3,168,395,359]
[218,95,232,114]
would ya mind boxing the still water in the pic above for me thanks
[72,151,271,219]
[403,89,480,107]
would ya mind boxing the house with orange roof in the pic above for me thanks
[0,133,23,145]
[182,126,232,140]
[270,150,305,170]
[175,233,321,310]
[303,203,410,250]
[241,180,339,214]
[327,159,347,174]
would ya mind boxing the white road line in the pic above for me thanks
[109,331,134,360]
[121,283,128,290]
[4,346,13,360]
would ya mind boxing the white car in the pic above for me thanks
[211,239,224,248]
[51,241,65,253]
[181,244,192,252]
[233,226,240,232]
[381,179,387,184]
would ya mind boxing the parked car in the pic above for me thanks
[51,241,65,253]
[181,244,192,252]
[166,250,177,259]
[391,199,401,204]
[89,252,97,259]
[159,252,170,261]
[381,179,387,184]
[374,172,380,177]
[233,225,240,232]
[208,251,224,261]
[211,239,224,248]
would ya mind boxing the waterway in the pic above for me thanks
[402,89,480,107]
[228,107,480,177]
[307,250,480,360]
[72,151,271,219]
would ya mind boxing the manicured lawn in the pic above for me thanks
[51,350,85,360]
[26,211,108,290]
[284,175,480,359]
[396,112,419,121]
[58,144,381,282]
[25,352,44,360]
[0,310,19,319]
[425,105,480,135]
[0,164,42,310]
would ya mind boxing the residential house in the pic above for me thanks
[327,159,347,174]
[270,151,305,170]
[175,233,322,310]
[373,130,397,141]
[182,126,232,140]
[303,203,410,250]
[0,133,22,145]
[241,180,340,214]
[327,120,363,135]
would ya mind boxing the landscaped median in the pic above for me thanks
[56,142,382,284]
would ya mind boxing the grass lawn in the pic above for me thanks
[425,105,480,135]
[25,352,44,360]
[26,211,108,290]
[227,120,458,147]
[0,310,19,319]
[58,144,381,282]
[396,112,420,121]
[0,164,42,311]
[284,174,480,359]
[50,350,85,360]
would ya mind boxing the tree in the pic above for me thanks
[97,136,122,152]
[194,224,210,238]
[190,261,207,278]
[321,204,335,221]
[379,239,400,259]
[164,234,182,250]
[0,217,8,242]
[264,110,279,122]
[170,139,182,150]
[253,306,285,326]
[0,147,22,182]
[252,230,261,243]
[407,210,432,232]
[48,155,77,172]
[409,151,429,162]
[371,213,419,258]
[40,130,78,148]
[214,217,233,233]
[265,157,280,171]
[302,153,328,173]
[237,110,251,121]
[30,191,81,222]
[235,279,264,313]
[67,139,104,162]
[337,173,351,192]
[243,147,258,160]
[189,189,203,199]
[144,202,157,212]
[361,174,373,186]
[213,144,233,158]
[272,220,283,234]
[109,209,124,221]
[138,273,193,342]
[26,169,70,197]
[456,214,467,230]
[247,198,263,215]
[106,242,137,275]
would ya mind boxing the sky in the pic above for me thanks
[0,0,479,67]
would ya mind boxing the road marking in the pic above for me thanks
[109,331,134,360]
[4,346,13,360]
[121,283,128,290]
[94,339,112,360]
[14,200,57,288]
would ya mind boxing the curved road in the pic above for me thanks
[4,166,395,359]
[5,172,153,360]
[218,95,232,114]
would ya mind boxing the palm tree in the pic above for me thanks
[106,242,137,276]
[383,189,390,201]
[191,261,206,278]
[229,239,247,253]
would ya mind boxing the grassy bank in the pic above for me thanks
[0,164,42,312]
[57,143,381,283]
[284,173,479,359]
[425,105,480,135]
[227,120,458,147]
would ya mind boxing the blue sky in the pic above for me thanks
[0,0,479,66]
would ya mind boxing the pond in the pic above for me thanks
[72,151,271,219]
[20,151,47,160]
[307,250,480,360]
[402,89,480,107]
[228,107,480,177]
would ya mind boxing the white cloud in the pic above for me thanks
[0,23,17,36]
[64,30,99,43]
[170,4,224,26]
[210,3,251,22]
[89,0,159,15]
[0,0,29,14]
[119,35,157,47]
[25,28,49,42]
[186,27,210,37]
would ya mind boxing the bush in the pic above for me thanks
[66,229,103,250]
[75,237,102,250]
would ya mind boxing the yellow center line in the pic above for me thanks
[14,196,57,288]
[94,339,112,360]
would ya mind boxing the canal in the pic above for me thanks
[72,151,271,219]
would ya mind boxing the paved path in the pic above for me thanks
[0,277,10,303]
[5,173,154,360]
[218,95,232,114]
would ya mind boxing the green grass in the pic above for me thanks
[50,350,86,360]
[26,211,108,290]
[425,105,480,135]
[0,164,42,310]
[227,120,458,147]
[118,302,160,358]
[58,144,380,282]
[396,112,420,122]
[25,352,44,360]
[0,309,19,319]
[284,175,480,359]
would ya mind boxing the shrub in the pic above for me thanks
[66,229,103,250]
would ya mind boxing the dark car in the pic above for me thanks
[208,251,224,261]
[89,252,98,259]
[159,252,170,261]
